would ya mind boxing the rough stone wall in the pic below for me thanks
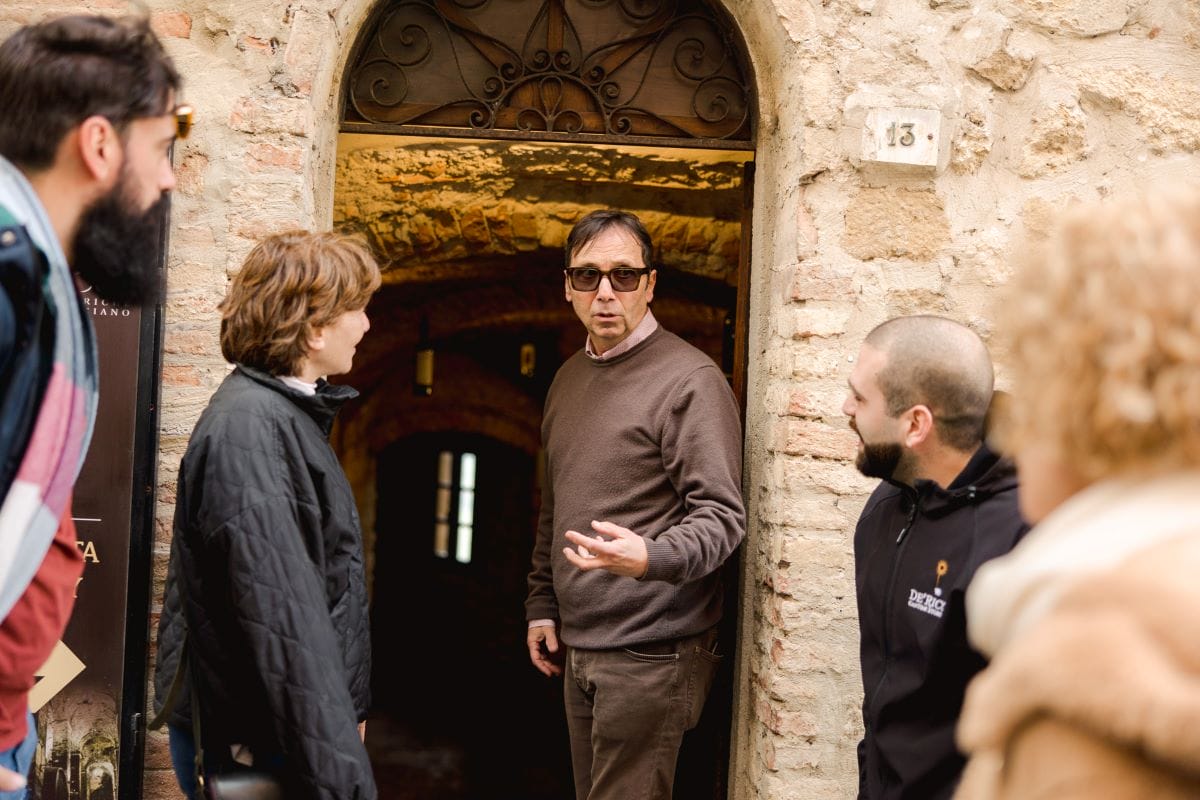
[726,0,1200,797]
[3,0,1199,798]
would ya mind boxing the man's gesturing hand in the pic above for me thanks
[563,520,649,579]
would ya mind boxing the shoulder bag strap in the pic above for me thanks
[147,541,189,731]
[146,545,209,797]
[147,633,188,731]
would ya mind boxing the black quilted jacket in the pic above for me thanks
[153,365,375,799]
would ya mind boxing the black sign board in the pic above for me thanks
[27,276,164,798]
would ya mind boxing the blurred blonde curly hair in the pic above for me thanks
[1003,185,1200,482]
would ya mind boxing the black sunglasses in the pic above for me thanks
[565,267,652,292]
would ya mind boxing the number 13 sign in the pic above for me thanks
[862,107,942,168]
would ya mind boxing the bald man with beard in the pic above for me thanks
[842,316,1028,800]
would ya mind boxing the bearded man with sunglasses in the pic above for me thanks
[0,15,183,795]
[525,209,746,800]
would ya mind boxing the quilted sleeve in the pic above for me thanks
[217,498,376,800]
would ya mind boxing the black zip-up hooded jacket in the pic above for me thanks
[855,445,1027,800]
[153,365,375,800]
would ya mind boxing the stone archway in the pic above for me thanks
[325,2,760,797]
[133,0,833,794]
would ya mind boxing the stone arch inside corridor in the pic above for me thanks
[330,1,757,796]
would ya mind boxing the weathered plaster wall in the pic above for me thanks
[726,0,1200,797]
[4,0,1200,797]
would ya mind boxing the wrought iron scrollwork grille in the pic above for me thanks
[341,0,754,148]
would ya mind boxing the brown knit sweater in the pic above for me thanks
[525,327,746,649]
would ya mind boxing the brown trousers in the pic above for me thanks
[563,626,721,800]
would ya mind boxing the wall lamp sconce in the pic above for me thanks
[520,342,536,378]
[415,316,434,397]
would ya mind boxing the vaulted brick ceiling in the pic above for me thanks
[334,136,749,391]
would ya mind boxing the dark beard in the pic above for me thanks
[72,179,167,307]
[856,441,904,480]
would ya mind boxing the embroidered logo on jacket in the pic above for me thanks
[907,559,950,619]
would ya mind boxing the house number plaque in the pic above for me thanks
[861,107,942,168]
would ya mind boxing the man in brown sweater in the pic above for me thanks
[525,210,746,800]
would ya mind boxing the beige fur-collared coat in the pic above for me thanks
[955,530,1200,799]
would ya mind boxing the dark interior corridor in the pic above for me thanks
[367,434,572,799]
[364,432,739,800]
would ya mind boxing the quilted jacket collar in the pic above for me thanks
[234,363,358,436]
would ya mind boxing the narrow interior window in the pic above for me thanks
[455,453,476,564]
[433,450,452,558]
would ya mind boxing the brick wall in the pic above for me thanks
[4,0,1200,796]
